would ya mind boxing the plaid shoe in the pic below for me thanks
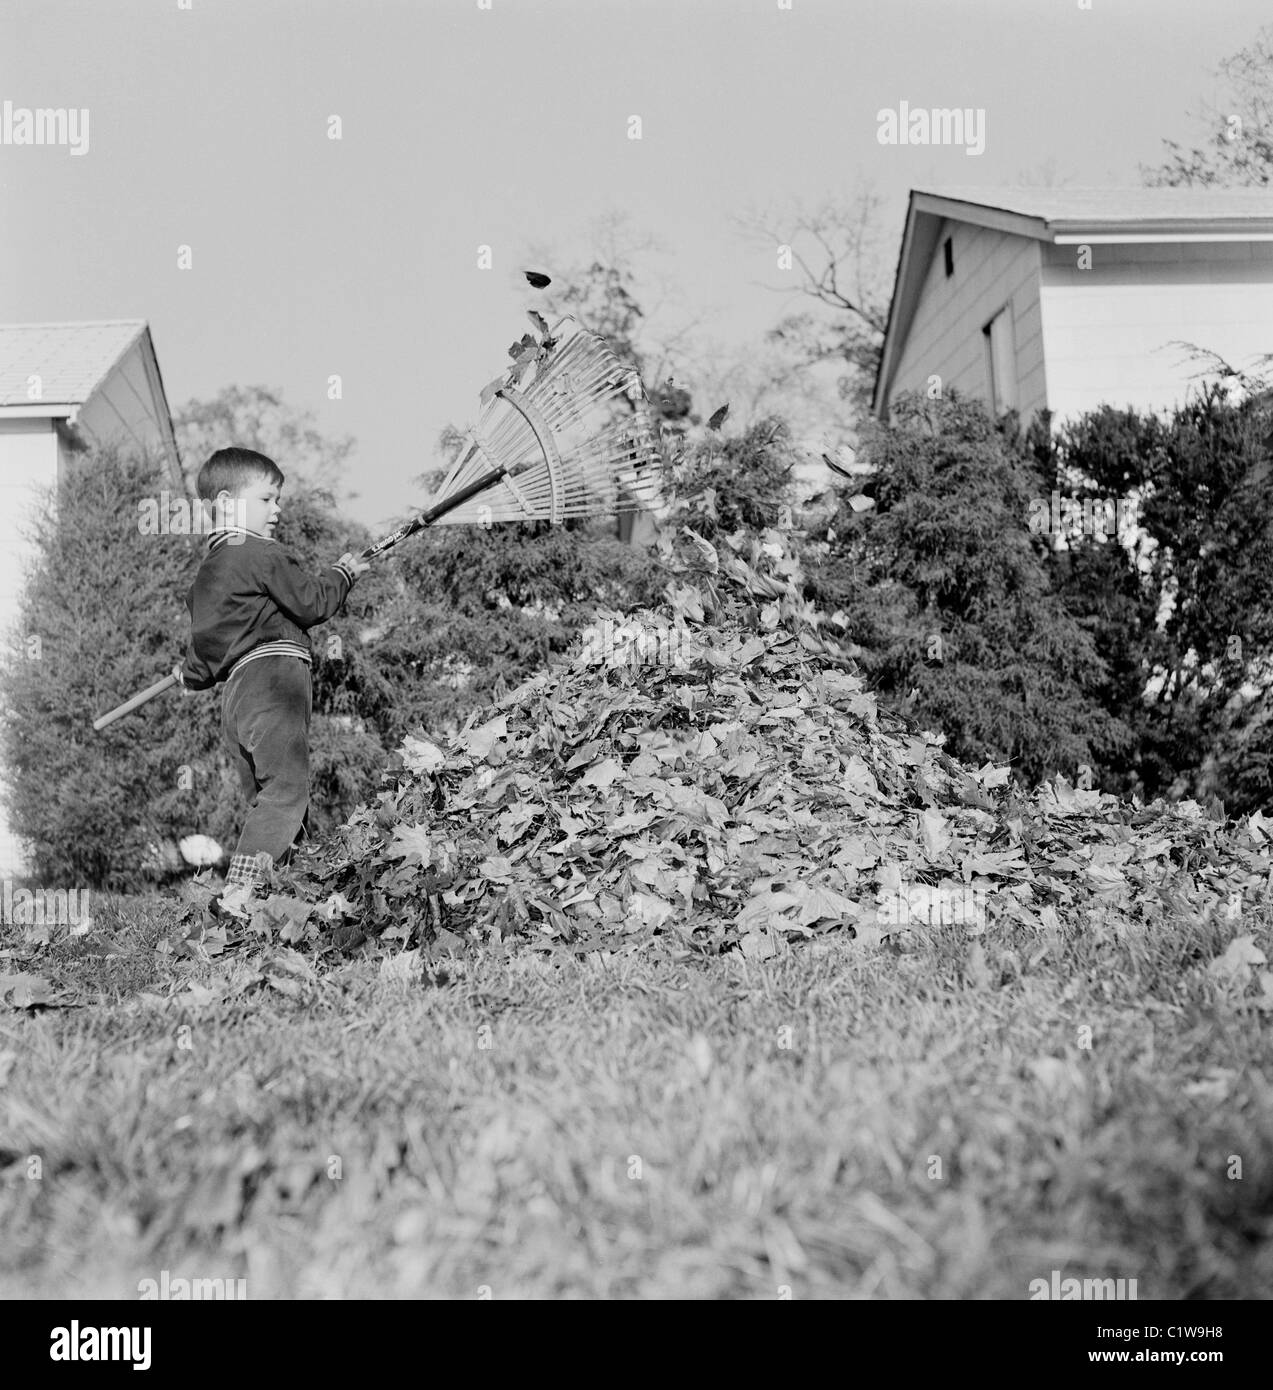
[224,850,273,892]
[211,852,273,924]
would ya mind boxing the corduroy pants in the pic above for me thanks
[221,655,312,890]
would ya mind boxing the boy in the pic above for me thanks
[174,447,371,922]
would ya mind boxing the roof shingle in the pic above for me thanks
[0,320,147,408]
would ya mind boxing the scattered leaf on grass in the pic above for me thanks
[1207,934,1267,985]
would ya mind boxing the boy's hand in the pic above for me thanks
[338,551,372,578]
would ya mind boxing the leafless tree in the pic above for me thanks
[735,186,895,423]
[1141,24,1273,187]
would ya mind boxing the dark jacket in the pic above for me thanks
[179,528,357,690]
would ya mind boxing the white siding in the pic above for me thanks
[887,221,1047,423]
[1039,240,1273,420]
[0,418,59,877]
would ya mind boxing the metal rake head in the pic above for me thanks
[431,317,665,525]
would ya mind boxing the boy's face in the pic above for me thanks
[216,478,281,537]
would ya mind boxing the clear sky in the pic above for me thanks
[1,0,1267,533]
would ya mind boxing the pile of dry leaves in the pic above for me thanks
[275,520,1272,992]
[4,515,1271,1009]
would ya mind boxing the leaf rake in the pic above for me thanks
[361,315,664,555]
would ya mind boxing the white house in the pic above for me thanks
[0,320,181,878]
[872,187,1273,425]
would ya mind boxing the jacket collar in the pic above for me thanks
[206,526,275,552]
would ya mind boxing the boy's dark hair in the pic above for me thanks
[196,447,285,502]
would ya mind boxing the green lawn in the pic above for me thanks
[2,889,1270,1299]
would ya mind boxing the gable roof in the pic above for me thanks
[873,187,1273,415]
[0,319,181,485]
[0,320,151,407]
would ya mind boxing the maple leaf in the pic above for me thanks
[387,822,435,867]
[479,855,514,880]
[456,715,508,761]
[580,757,624,790]
[255,894,313,944]
[792,882,858,926]
[400,735,446,774]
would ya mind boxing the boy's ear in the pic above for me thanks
[200,491,247,538]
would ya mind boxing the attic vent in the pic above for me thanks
[943,237,954,277]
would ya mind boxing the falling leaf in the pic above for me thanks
[847,494,875,513]
[707,403,730,431]
[523,270,551,289]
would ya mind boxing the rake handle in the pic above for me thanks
[93,672,178,731]
[359,461,510,561]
